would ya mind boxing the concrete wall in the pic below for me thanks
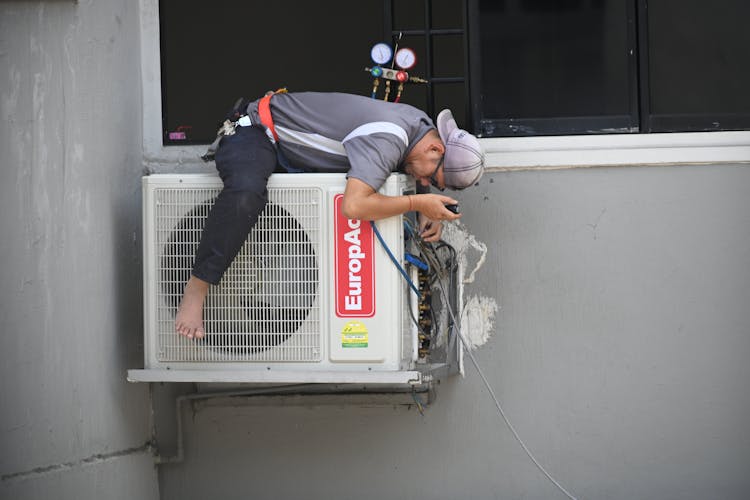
[0,1,158,499]
[157,165,750,500]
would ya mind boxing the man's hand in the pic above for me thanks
[412,193,462,222]
[419,214,442,242]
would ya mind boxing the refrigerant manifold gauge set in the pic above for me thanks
[366,38,428,102]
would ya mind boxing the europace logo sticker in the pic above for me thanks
[333,194,375,318]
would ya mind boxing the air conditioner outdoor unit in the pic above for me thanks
[128,173,458,386]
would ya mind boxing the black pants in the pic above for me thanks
[192,125,278,285]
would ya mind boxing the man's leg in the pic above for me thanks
[175,125,277,339]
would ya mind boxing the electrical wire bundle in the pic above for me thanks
[401,218,458,358]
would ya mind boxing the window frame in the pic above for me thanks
[140,0,750,171]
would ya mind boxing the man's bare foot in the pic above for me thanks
[175,276,209,340]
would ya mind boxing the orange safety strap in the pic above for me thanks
[257,88,287,142]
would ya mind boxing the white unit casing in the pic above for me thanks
[128,173,422,384]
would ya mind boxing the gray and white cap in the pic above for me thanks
[436,109,485,190]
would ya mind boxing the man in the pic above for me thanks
[175,91,485,340]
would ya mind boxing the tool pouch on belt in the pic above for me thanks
[201,97,250,162]
[201,90,286,162]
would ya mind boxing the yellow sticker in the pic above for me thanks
[341,320,369,348]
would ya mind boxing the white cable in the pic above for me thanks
[435,278,579,500]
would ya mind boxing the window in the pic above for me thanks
[471,0,750,137]
[643,0,750,132]
[158,0,750,144]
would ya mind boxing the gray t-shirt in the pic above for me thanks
[247,92,435,191]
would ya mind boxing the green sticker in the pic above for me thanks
[342,321,369,348]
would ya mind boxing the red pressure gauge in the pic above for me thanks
[394,48,417,70]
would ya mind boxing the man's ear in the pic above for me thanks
[431,140,446,155]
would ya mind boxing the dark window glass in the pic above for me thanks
[646,0,750,132]
[432,0,464,29]
[160,0,384,144]
[473,0,750,136]
[434,82,468,126]
[475,0,637,136]
[432,34,464,78]
[393,0,425,30]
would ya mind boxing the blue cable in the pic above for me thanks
[369,221,421,298]
[405,253,429,271]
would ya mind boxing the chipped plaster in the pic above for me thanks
[440,221,499,350]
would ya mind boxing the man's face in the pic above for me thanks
[405,151,445,191]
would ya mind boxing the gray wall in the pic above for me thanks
[0,1,158,499]
[158,165,750,500]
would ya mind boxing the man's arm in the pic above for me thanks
[341,178,460,241]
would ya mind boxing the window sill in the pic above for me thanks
[481,131,750,171]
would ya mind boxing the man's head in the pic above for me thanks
[436,109,485,190]
[404,110,485,191]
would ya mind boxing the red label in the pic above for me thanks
[334,194,375,317]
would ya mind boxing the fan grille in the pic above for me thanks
[154,186,322,362]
